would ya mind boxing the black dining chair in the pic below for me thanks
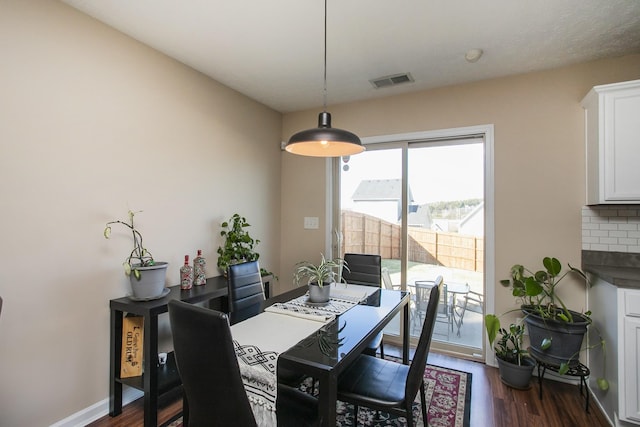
[227,260,265,325]
[168,300,319,427]
[336,276,443,427]
[228,261,313,391]
[342,253,385,358]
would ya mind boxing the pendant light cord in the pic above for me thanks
[322,0,327,112]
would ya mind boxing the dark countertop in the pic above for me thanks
[582,250,640,289]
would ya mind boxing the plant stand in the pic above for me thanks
[532,353,591,413]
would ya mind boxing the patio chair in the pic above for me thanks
[414,280,453,339]
[454,290,484,337]
[381,267,400,290]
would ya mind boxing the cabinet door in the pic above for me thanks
[603,86,640,202]
[623,315,640,422]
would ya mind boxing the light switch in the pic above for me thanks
[304,216,319,229]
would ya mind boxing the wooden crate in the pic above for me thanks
[120,315,144,378]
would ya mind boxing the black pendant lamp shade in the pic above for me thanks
[286,111,364,157]
[285,0,364,158]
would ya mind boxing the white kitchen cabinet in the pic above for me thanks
[582,80,640,205]
[588,276,640,425]
[623,305,640,422]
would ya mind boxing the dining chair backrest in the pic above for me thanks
[168,300,257,427]
[406,276,442,401]
[227,261,265,325]
[342,253,381,287]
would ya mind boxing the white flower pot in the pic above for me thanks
[129,262,169,299]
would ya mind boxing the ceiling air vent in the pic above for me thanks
[370,73,414,89]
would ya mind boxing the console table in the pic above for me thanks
[109,276,228,427]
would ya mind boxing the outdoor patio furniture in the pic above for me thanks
[454,289,484,337]
[413,280,453,339]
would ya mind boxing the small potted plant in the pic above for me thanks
[498,256,608,390]
[485,316,535,389]
[294,254,347,303]
[216,214,261,276]
[103,210,168,300]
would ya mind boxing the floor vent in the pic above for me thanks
[370,73,414,89]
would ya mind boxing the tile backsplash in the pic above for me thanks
[582,206,640,253]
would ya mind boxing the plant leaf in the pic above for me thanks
[103,227,111,239]
[524,276,544,296]
[597,378,610,391]
[485,314,500,346]
[541,337,552,350]
[558,362,569,375]
[543,257,562,276]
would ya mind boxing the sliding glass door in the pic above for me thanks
[335,132,487,359]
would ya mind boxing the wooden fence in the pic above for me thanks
[341,211,483,272]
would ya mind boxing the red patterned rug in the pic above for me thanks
[168,363,471,427]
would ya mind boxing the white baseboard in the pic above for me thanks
[50,388,143,427]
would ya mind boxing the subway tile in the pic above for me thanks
[610,231,628,238]
[600,224,619,231]
[619,224,638,231]
[619,238,639,245]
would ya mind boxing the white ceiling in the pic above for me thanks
[62,0,640,113]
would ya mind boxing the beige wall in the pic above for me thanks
[280,54,640,326]
[0,1,282,426]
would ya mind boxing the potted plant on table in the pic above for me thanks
[217,214,266,276]
[103,210,168,300]
[496,256,609,390]
[485,317,535,389]
[294,254,348,303]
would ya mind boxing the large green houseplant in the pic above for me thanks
[103,210,168,300]
[216,214,260,275]
[294,254,347,303]
[493,256,608,390]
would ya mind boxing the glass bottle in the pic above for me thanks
[180,255,193,290]
[193,249,206,286]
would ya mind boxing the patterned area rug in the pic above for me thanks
[168,363,471,427]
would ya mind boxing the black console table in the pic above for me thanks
[109,276,229,427]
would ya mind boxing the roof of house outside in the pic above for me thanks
[352,179,415,203]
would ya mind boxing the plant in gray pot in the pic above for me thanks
[294,254,348,303]
[499,256,609,391]
[103,210,168,300]
[485,317,535,389]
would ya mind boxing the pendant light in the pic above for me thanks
[285,0,364,157]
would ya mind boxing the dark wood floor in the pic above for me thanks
[89,350,610,427]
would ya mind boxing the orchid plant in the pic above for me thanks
[103,210,155,280]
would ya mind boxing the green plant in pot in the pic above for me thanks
[103,210,168,300]
[499,256,609,390]
[294,254,348,303]
[217,214,261,276]
[485,317,535,389]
